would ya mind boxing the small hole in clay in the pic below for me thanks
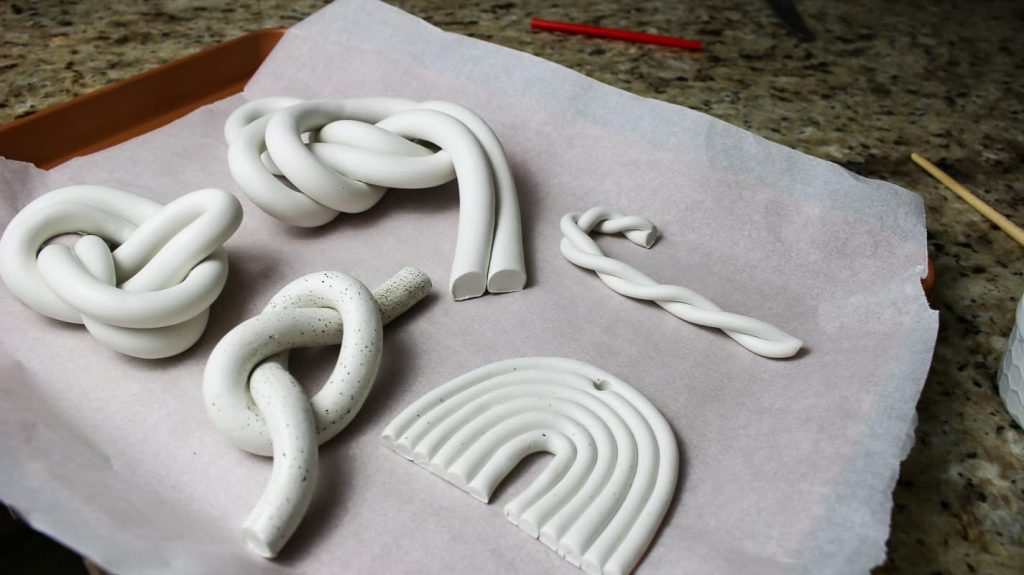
[592,379,607,391]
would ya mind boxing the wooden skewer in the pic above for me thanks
[911,153,1024,248]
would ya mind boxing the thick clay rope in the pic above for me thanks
[560,206,803,359]
[383,357,679,575]
[204,268,431,558]
[224,97,526,300]
[0,185,242,358]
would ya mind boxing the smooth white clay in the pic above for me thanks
[204,268,431,558]
[0,185,242,358]
[224,97,526,300]
[560,206,803,359]
[382,357,679,575]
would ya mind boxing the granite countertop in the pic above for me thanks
[1,1,1021,573]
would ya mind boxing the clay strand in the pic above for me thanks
[560,206,803,359]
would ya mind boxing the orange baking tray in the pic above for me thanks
[0,29,285,169]
[0,28,937,299]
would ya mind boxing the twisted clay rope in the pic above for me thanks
[0,185,242,358]
[204,267,431,558]
[560,207,803,359]
[225,97,525,301]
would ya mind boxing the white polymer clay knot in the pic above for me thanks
[560,206,803,359]
[0,185,243,359]
[382,357,679,575]
[204,267,431,558]
[224,97,526,301]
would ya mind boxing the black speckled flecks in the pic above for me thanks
[1,1,1023,574]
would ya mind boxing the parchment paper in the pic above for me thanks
[0,1,938,573]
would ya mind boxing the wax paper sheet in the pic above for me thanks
[0,1,937,573]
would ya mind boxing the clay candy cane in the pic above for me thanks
[0,185,242,358]
[560,206,803,359]
[383,357,679,575]
[204,267,431,558]
[224,97,526,301]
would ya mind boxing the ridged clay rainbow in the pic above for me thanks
[382,357,679,575]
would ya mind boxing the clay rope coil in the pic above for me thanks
[0,185,242,359]
[560,207,803,359]
[204,267,431,558]
[383,357,679,575]
[224,97,526,301]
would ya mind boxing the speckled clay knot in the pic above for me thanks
[224,97,526,300]
[0,185,243,358]
[203,267,431,558]
[560,206,803,359]
[383,357,679,575]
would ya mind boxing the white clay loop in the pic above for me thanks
[560,206,803,359]
[415,100,526,294]
[223,96,304,142]
[382,357,679,575]
[224,97,527,300]
[0,185,242,358]
[204,267,431,558]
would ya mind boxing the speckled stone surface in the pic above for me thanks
[1,1,1022,573]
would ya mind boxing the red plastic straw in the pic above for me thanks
[531,18,703,51]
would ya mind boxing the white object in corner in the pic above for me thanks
[204,268,431,558]
[559,206,803,359]
[997,293,1024,426]
[0,185,242,358]
[224,97,526,301]
[382,357,679,575]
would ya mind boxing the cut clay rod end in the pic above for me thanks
[486,268,527,294]
[450,271,486,301]
[241,522,281,559]
[624,226,659,249]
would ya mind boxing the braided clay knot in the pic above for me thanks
[203,267,431,558]
[0,185,242,359]
[560,207,803,359]
[224,97,526,301]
